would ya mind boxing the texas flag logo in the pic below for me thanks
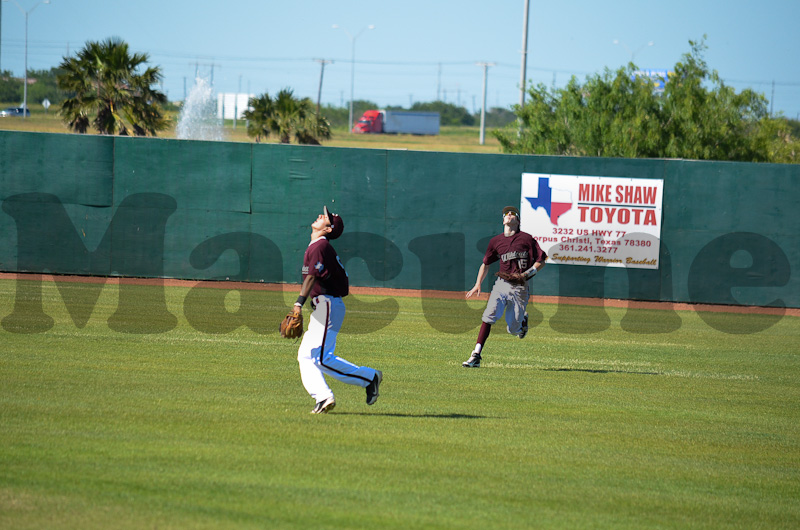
[524,176,572,226]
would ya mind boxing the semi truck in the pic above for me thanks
[352,110,440,135]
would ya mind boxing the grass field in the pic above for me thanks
[0,106,503,154]
[1,277,799,529]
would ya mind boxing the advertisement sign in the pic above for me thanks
[632,69,671,92]
[520,173,664,269]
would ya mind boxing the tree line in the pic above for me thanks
[2,37,796,163]
[494,39,798,164]
[1,67,63,106]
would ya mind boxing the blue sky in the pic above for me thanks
[2,0,799,118]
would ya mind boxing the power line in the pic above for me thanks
[3,38,799,115]
[5,38,799,89]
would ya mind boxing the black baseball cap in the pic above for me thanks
[323,205,344,240]
[503,205,520,217]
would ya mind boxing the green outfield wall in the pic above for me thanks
[1,130,797,310]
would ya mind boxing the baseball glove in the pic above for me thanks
[495,271,528,285]
[280,306,304,339]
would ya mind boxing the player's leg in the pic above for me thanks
[463,321,491,367]
[464,279,505,367]
[314,296,381,390]
[519,284,530,339]
[298,303,335,412]
[505,284,530,337]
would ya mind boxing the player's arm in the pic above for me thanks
[521,260,545,280]
[466,262,489,299]
[521,241,547,280]
[295,274,317,307]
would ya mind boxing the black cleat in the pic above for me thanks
[519,313,529,339]
[462,352,482,368]
[366,370,383,405]
[311,396,336,414]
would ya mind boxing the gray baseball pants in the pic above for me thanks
[482,278,529,335]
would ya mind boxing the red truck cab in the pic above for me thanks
[352,110,383,133]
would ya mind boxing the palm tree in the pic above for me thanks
[295,114,332,145]
[57,38,167,136]
[272,89,305,143]
[243,88,331,145]
[243,93,276,143]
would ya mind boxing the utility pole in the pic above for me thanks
[437,63,442,101]
[314,58,333,115]
[234,74,242,129]
[332,24,375,133]
[476,62,495,145]
[8,0,51,119]
[770,80,775,117]
[192,61,218,83]
[518,0,530,136]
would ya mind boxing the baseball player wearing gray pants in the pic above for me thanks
[463,206,547,368]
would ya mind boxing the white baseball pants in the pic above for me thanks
[297,294,379,402]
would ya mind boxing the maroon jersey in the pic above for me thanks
[483,231,547,274]
[302,237,349,298]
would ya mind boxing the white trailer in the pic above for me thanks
[381,111,440,135]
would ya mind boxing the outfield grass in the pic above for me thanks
[0,107,502,154]
[1,278,799,529]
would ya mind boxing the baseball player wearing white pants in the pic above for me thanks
[464,206,547,368]
[298,294,380,406]
[294,206,383,414]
